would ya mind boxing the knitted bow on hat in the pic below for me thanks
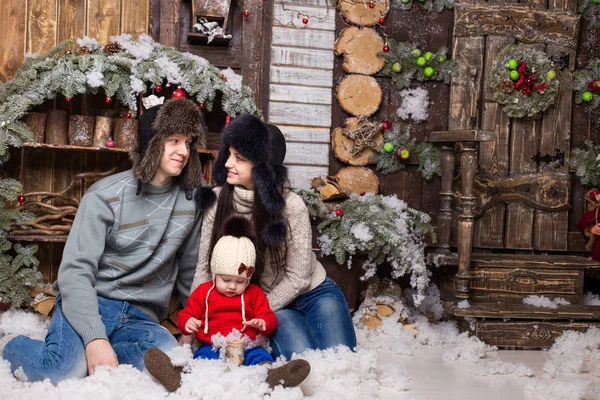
[238,263,255,278]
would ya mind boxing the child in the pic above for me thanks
[144,216,310,392]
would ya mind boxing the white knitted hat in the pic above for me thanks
[210,235,256,279]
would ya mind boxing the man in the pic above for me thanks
[0,98,205,383]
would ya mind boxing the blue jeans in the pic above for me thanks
[193,342,274,366]
[2,296,178,384]
[270,278,356,359]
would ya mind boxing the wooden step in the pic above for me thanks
[437,253,600,270]
[454,303,600,320]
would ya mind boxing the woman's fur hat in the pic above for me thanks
[197,115,288,245]
[130,98,206,191]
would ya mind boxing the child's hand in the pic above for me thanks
[243,318,266,331]
[185,317,202,333]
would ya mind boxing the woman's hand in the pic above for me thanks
[243,318,266,331]
[185,317,202,333]
[591,224,600,236]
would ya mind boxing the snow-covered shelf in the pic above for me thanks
[21,142,217,157]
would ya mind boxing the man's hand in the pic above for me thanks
[243,318,266,331]
[591,224,600,236]
[185,317,202,334]
[85,339,118,375]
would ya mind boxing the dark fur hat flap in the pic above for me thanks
[195,186,217,213]
[253,161,286,216]
[262,220,287,246]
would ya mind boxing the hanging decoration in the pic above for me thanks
[342,118,385,157]
[488,44,560,119]
[391,0,455,13]
[379,39,457,91]
[573,58,600,110]
[370,122,441,180]
[316,192,436,305]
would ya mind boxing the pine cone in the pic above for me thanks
[103,42,122,54]
[500,80,515,94]
[76,46,90,56]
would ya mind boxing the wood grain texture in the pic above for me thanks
[28,0,58,54]
[272,26,335,50]
[121,0,150,36]
[453,3,580,49]
[271,45,334,69]
[286,165,328,189]
[270,66,333,87]
[57,0,86,42]
[285,142,329,166]
[277,125,331,143]
[0,0,26,82]
[272,3,335,31]
[269,101,331,127]
[269,84,332,105]
[88,0,121,43]
[159,0,180,47]
[241,0,264,105]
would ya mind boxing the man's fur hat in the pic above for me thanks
[130,98,206,192]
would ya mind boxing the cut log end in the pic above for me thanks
[335,27,385,75]
[338,0,391,27]
[337,75,382,117]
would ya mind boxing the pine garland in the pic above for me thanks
[571,140,600,187]
[0,33,261,160]
[489,44,560,119]
[0,179,42,309]
[292,188,326,220]
[370,123,441,179]
[379,39,457,91]
[391,0,455,13]
[573,58,600,109]
[317,193,435,305]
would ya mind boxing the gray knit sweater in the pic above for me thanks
[53,170,202,345]
[192,186,326,311]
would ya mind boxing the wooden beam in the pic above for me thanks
[159,0,180,48]
[428,130,495,143]
[28,0,58,54]
[455,303,600,320]
[57,0,86,43]
[453,3,580,49]
[121,0,150,36]
[0,0,26,82]
[241,0,264,105]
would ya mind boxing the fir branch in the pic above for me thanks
[293,188,326,220]
[572,58,600,110]
[391,0,454,12]
[571,140,600,187]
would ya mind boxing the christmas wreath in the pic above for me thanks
[489,45,560,119]
[571,140,600,187]
[578,0,600,28]
[391,0,455,13]
[370,122,441,179]
[573,58,600,109]
[379,39,457,91]
[316,193,435,304]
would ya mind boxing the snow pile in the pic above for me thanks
[525,378,598,400]
[475,360,534,377]
[456,299,470,309]
[543,328,600,377]
[442,332,498,362]
[583,292,600,305]
[0,310,49,341]
[396,88,429,123]
[522,295,571,309]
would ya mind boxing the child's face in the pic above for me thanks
[215,274,250,297]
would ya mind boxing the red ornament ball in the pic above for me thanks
[18,194,25,204]
[380,120,392,131]
[200,103,205,109]
[105,96,112,104]
[125,111,132,119]
[335,209,343,217]
[155,85,162,93]
[65,97,72,103]
[383,45,390,53]
[379,18,385,24]
[172,88,186,98]
[302,17,309,24]
[225,115,231,127]
[106,138,115,148]
[369,1,375,9]
[243,10,250,17]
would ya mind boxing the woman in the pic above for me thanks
[192,114,356,359]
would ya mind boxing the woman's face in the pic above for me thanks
[224,147,254,189]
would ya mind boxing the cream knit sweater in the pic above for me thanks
[192,186,327,311]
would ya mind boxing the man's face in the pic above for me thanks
[154,134,192,183]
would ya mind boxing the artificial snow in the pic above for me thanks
[396,88,430,123]
[522,295,571,309]
[583,291,600,305]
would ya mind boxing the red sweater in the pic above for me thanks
[178,282,278,343]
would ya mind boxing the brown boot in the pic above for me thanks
[144,347,182,392]
[266,359,311,389]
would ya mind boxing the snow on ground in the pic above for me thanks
[1,286,600,399]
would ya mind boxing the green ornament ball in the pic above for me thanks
[509,70,520,81]
[423,67,435,78]
[596,80,600,88]
[424,51,433,61]
[583,91,594,102]
[507,59,518,70]
[392,62,402,73]
[438,56,446,63]
[415,56,427,67]
[411,48,421,57]
[546,69,556,80]
[418,0,425,3]
[401,0,410,3]
[383,143,394,153]
[594,0,600,4]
